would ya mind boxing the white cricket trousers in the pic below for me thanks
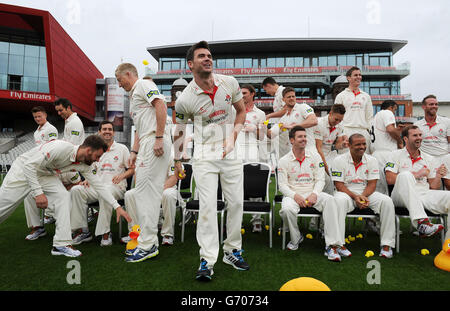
[0,161,72,247]
[124,136,171,251]
[161,187,178,238]
[279,193,342,247]
[334,191,396,248]
[371,150,391,195]
[24,193,54,228]
[391,171,450,238]
[192,158,244,266]
[70,184,125,236]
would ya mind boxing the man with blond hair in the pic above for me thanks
[115,62,171,263]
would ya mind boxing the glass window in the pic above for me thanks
[347,54,356,66]
[318,56,327,66]
[379,57,389,67]
[0,41,9,54]
[369,57,379,66]
[397,105,405,117]
[370,88,380,95]
[285,57,295,67]
[9,43,24,55]
[25,45,40,57]
[294,57,303,67]
[8,54,24,75]
[40,46,46,59]
[243,58,252,68]
[0,74,7,89]
[235,58,244,68]
[267,57,276,67]
[225,59,234,68]
[38,77,49,93]
[276,57,284,67]
[327,55,336,66]
[172,61,180,70]
[311,57,318,67]
[0,53,8,74]
[303,57,310,67]
[24,56,39,77]
[337,55,346,66]
[252,58,258,68]
[260,58,267,68]
[356,56,363,67]
[22,76,38,92]
[38,59,48,78]
[381,87,390,95]
[161,61,171,71]
[217,59,226,68]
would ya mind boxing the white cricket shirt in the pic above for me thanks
[372,109,398,152]
[64,112,85,145]
[129,78,167,140]
[175,73,243,160]
[34,121,58,146]
[277,149,325,198]
[313,115,344,159]
[414,115,450,157]
[331,152,379,195]
[334,88,373,130]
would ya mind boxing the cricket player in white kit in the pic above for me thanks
[70,121,135,246]
[334,66,373,153]
[0,136,131,257]
[262,77,286,114]
[278,126,343,261]
[385,125,448,238]
[331,133,396,258]
[267,87,318,159]
[314,104,347,195]
[54,98,85,145]
[174,41,249,281]
[24,106,59,240]
[371,100,403,194]
[31,106,59,146]
[115,62,171,263]
[414,95,450,171]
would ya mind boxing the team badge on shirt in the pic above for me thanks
[147,90,160,98]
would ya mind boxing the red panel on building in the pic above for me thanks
[0,3,103,121]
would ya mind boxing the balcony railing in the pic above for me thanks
[155,63,410,77]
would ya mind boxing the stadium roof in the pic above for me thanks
[147,38,408,61]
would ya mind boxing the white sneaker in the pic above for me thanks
[379,246,393,259]
[324,246,342,262]
[100,232,112,247]
[162,235,174,246]
[72,230,93,245]
[286,234,304,251]
[338,246,352,257]
[252,223,262,233]
[51,245,82,257]
[417,219,444,237]
[25,227,47,241]
[44,216,55,225]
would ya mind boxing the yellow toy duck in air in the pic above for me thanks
[434,238,450,272]
[125,225,140,256]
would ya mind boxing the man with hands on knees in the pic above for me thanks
[331,133,396,259]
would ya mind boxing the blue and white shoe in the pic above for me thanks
[51,245,82,257]
[125,247,136,256]
[196,258,214,281]
[223,249,250,271]
[125,245,159,263]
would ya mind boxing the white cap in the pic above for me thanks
[172,78,189,87]
[332,75,348,85]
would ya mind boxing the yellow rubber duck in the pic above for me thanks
[126,225,140,252]
[434,238,450,272]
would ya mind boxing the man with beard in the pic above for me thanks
[0,135,131,257]
[385,125,448,239]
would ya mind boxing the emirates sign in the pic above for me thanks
[0,90,55,102]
